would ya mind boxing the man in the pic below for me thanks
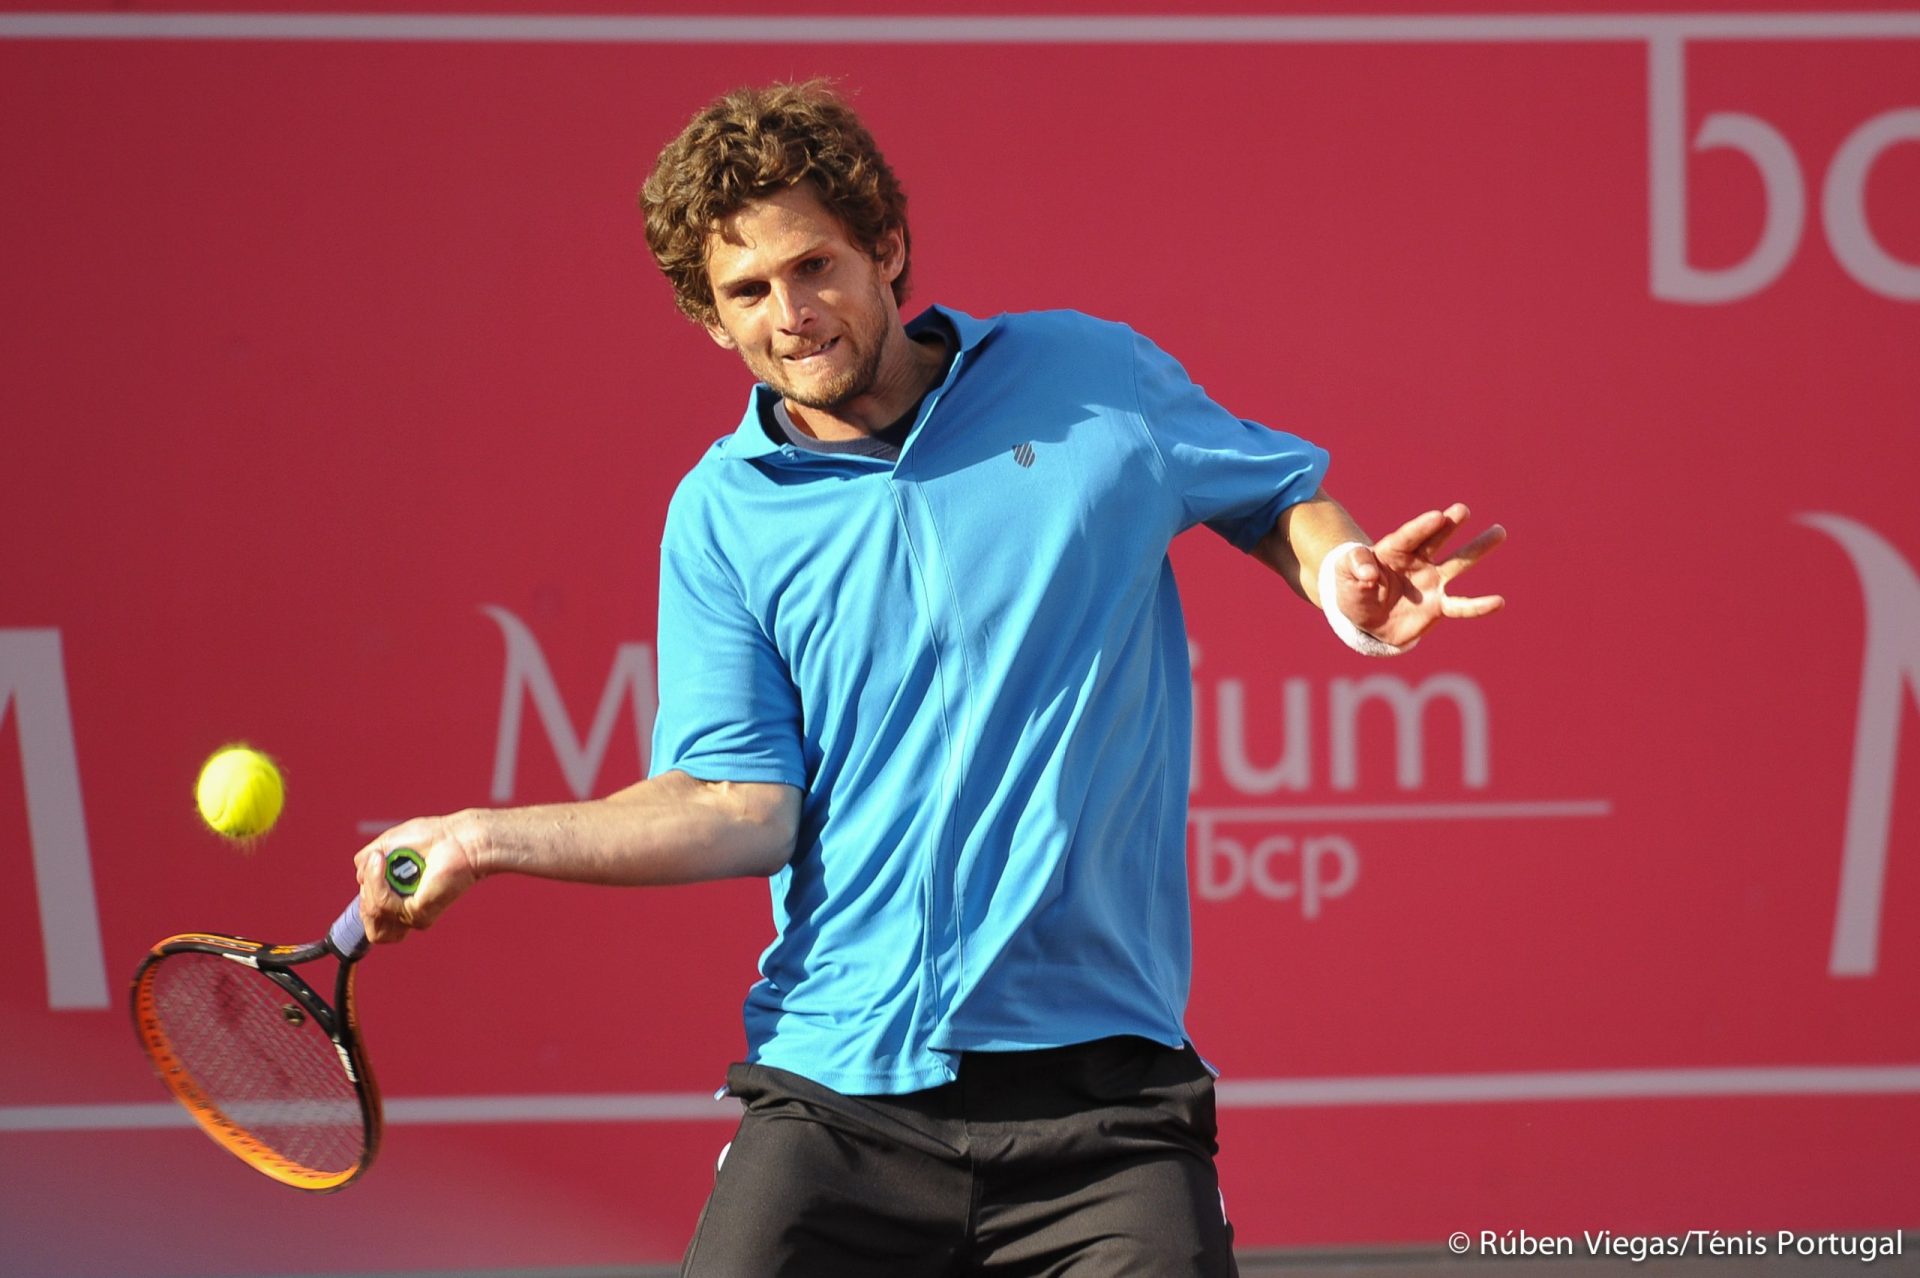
[356,81,1504,1275]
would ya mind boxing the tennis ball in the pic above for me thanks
[195,745,285,840]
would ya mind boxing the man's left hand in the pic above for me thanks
[1331,503,1506,649]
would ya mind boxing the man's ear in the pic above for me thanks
[876,228,906,285]
[704,319,738,351]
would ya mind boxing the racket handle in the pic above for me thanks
[329,900,370,958]
[328,847,425,958]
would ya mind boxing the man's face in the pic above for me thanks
[702,184,905,414]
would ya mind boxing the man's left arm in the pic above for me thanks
[1253,487,1507,652]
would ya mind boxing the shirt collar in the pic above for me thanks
[720,305,999,460]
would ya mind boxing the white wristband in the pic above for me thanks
[1319,541,1416,657]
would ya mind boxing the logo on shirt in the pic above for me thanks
[1012,442,1036,468]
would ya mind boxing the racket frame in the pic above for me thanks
[130,923,381,1193]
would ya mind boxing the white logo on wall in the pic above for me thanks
[479,615,1600,926]
[1799,515,1920,977]
[1187,659,1500,920]
[1650,34,1920,302]
[487,605,1500,922]
[484,605,656,802]
[0,629,109,1010]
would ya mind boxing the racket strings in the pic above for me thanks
[148,951,365,1175]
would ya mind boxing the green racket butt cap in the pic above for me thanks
[385,847,426,896]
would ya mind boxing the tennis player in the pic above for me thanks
[356,80,1505,1275]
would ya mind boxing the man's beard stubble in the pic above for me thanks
[776,330,887,413]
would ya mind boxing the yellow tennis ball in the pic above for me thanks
[195,746,285,840]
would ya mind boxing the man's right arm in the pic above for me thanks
[353,772,800,943]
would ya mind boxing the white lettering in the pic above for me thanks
[1649,35,1919,302]
[1188,814,1361,918]
[1194,671,1492,797]
[483,606,657,802]
[1823,109,1920,300]
[1246,835,1300,903]
[1796,515,1920,976]
[1328,674,1490,792]
[0,629,109,1009]
[1195,826,1247,901]
[1648,33,1805,303]
[1215,677,1312,794]
[1302,835,1361,920]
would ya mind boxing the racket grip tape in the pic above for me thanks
[328,847,426,958]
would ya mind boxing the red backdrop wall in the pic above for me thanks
[4,5,1918,1274]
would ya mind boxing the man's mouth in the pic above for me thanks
[782,337,840,364]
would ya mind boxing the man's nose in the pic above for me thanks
[771,282,814,331]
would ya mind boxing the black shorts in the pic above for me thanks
[681,1035,1238,1277]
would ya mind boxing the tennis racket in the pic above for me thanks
[130,846,426,1192]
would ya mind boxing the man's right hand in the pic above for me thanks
[354,812,487,944]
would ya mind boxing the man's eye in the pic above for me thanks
[800,257,830,275]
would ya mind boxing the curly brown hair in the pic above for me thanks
[640,81,912,327]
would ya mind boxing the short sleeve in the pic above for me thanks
[1129,327,1330,551]
[649,512,806,787]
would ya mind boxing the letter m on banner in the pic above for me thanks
[1,629,109,1009]
[483,606,657,802]
[1798,516,1920,977]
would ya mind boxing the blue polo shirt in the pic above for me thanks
[651,307,1328,1094]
